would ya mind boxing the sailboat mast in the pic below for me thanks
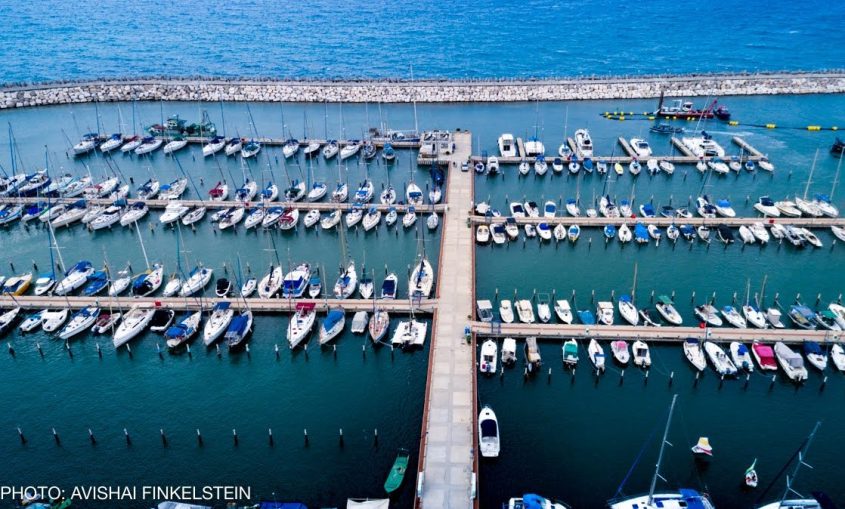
[134,221,151,270]
[47,219,64,272]
[631,262,638,303]
[648,394,678,504]
[831,153,843,200]
[410,65,418,135]
[803,149,818,200]
[778,421,821,505]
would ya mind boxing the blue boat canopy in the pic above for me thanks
[804,341,823,355]
[213,301,231,311]
[323,309,344,329]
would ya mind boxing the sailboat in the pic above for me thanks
[608,395,715,509]
[757,422,825,509]
[745,459,758,488]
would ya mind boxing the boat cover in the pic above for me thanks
[346,500,388,509]
[323,310,344,330]
[521,494,548,509]
[678,489,709,509]
[804,341,823,355]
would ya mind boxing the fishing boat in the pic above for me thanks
[225,309,253,349]
[562,339,579,367]
[751,342,778,371]
[164,311,202,349]
[683,338,707,371]
[730,342,755,372]
[803,341,828,371]
[287,302,316,349]
[524,337,542,373]
[632,340,651,368]
[691,437,713,458]
[58,306,99,340]
[744,459,758,489]
[383,449,410,495]
[203,301,234,346]
[704,341,738,376]
[774,342,808,382]
[479,339,498,374]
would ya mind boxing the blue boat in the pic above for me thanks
[583,157,594,173]
[680,224,696,241]
[382,142,395,161]
[578,309,596,325]
[225,310,253,349]
[660,205,675,218]
[603,224,617,239]
[82,270,109,296]
[788,305,816,330]
[634,223,649,244]
[640,203,656,217]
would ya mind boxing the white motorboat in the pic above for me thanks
[683,338,707,371]
[774,342,808,382]
[41,308,70,332]
[476,225,490,244]
[714,198,736,218]
[618,223,632,243]
[629,138,652,158]
[478,406,500,458]
[487,156,500,174]
[406,182,424,206]
[512,299,533,324]
[537,296,552,323]
[203,301,234,346]
[479,339,498,374]
[574,128,593,157]
[554,300,573,324]
[754,196,781,217]
[499,299,515,323]
[351,311,368,333]
[721,305,747,328]
[409,257,433,299]
[681,136,726,158]
[523,136,544,156]
[610,340,629,364]
[794,197,822,217]
[730,342,755,372]
[775,200,802,217]
[500,337,517,367]
[749,223,770,243]
[694,304,723,327]
[287,302,316,349]
[19,310,46,333]
[58,306,99,340]
[742,304,767,329]
[617,295,639,326]
[319,308,346,345]
[803,342,828,371]
[737,225,755,244]
[596,301,614,326]
[632,340,651,368]
[655,295,682,325]
[831,344,845,372]
[159,202,189,224]
[498,133,516,157]
[704,341,738,376]
[588,338,606,371]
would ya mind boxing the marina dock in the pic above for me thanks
[468,215,845,228]
[417,131,477,509]
[0,295,437,314]
[470,321,840,343]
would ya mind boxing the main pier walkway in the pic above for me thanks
[417,131,476,509]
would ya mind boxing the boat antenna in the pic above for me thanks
[756,421,822,506]
[647,394,678,505]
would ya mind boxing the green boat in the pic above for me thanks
[384,448,410,494]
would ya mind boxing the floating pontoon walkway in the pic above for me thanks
[470,321,841,343]
[468,215,845,228]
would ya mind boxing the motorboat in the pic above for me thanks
[681,136,726,158]
[380,273,398,299]
[694,304,723,327]
[783,225,806,247]
[629,138,652,158]
[506,494,569,509]
[775,200,802,217]
[610,340,629,365]
[774,342,808,382]
[716,225,735,244]
[803,341,828,371]
[567,224,580,242]
[203,301,234,346]
[479,339,498,374]
[596,301,614,326]
[478,406,500,458]
[754,196,780,217]
[41,308,70,333]
[19,310,46,333]
[705,341,738,376]
[788,305,816,329]
[730,342,755,372]
[617,295,639,326]
[766,307,786,329]
[487,156,500,175]
[632,340,651,368]
[691,437,713,459]
[476,300,494,323]
[799,227,822,248]
[646,158,659,174]
[721,305,747,328]
[831,344,845,372]
[714,198,736,217]
[319,309,346,345]
[562,339,579,367]
[287,302,316,349]
[406,182,423,206]
[536,295,552,323]
[742,304,767,329]
[618,223,633,243]
[148,308,175,333]
[554,300,573,324]
[749,223,770,243]
[751,342,778,370]
[795,197,822,217]
[769,223,787,240]
[225,310,253,349]
[499,299,515,323]
[58,306,100,340]
[523,136,544,157]
[574,128,593,157]
[683,338,707,371]
[655,295,682,325]
[515,300,535,323]
[0,307,20,334]
[476,225,490,244]
[498,133,516,157]
[534,155,548,176]
[215,278,232,297]
[537,222,552,241]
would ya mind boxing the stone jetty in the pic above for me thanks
[1,72,844,109]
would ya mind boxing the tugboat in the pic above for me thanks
[654,91,728,120]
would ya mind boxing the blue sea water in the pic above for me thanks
[1,0,843,83]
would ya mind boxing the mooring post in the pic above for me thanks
[619,369,625,385]
[52,428,60,445]
[124,428,131,445]
[268,428,274,446]
[17,427,26,444]
[304,429,309,446]
[197,429,203,446]
[374,428,378,446]
[88,428,96,445]
[669,371,674,387]
[233,429,239,446]
[160,429,167,447]
[339,428,344,447]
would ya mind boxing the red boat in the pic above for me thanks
[751,341,778,371]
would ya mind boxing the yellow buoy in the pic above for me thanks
[807,126,821,131]
[728,121,739,126]
[766,124,776,129]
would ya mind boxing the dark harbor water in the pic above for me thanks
[0,94,842,508]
